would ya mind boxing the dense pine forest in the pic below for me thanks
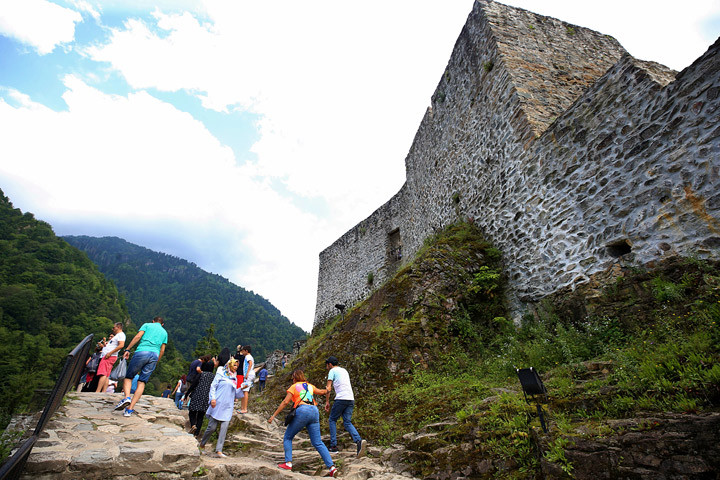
[63,235,306,361]
[0,189,130,426]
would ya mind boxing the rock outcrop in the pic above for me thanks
[263,349,291,375]
[538,413,720,479]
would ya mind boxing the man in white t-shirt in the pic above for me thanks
[96,322,126,393]
[324,356,366,457]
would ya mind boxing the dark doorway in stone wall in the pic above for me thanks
[606,239,632,257]
[387,229,403,266]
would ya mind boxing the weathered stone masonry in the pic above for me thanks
[314,0,720,328]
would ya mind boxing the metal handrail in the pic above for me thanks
[0,437,36,480]
[0,334,94,479]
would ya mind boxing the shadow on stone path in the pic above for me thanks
[19,393,415,479]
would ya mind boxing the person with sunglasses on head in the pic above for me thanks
[199,357,244,458]
[95,323,125,394]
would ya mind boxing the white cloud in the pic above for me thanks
[84,0,477,233]
[69,0,101,22]
[83,0,206,17]
[0,77,327,329]
[0,0,82,54]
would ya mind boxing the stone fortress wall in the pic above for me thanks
[314,0,720,328]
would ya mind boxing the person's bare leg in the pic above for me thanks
[95,375,108,393]
[128,382,145,410]
[122,377,132,398]
[241,391,249,413]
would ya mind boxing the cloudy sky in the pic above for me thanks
[1,0,719,332]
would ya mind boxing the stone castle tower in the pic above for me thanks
[314,0,720,328]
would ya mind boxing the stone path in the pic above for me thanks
[20,393,415,479]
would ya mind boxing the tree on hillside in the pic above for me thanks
[192,323,221,359]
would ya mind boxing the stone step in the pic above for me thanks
[18,392,416,480]
[21,393,201,480]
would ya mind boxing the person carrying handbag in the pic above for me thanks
[268,370,337,477]
[95,323,126,393]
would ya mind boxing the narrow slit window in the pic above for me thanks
[388,229,403,263]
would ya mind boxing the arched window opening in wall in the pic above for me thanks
[606,239,632,258]
[388,229,403,264]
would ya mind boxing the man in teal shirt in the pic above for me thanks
[114,316,168,416]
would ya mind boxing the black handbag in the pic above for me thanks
[284,382,310,425]
[284,407,296,426]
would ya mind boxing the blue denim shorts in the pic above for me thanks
[126,350,159,383]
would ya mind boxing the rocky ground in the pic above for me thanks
[16,392,415,479]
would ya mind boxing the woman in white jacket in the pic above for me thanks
[199,357,244,458]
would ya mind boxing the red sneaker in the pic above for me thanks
[325,466,337,477]
[277,462,292,471]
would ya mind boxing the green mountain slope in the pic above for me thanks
[0,189,129,424]
[63,235,306,360]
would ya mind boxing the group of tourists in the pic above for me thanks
[82,317,366,478]
[171,344,257,457]
[78,317,168,415]
[174,348,366,478]
[268,356,366,478]
[78,322,127,393]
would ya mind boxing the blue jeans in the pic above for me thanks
[329,399,361,447]
[284,404,333,468]
[125,351,158,383]
[175,390,184,409]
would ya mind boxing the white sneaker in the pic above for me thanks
[356,439,367,457]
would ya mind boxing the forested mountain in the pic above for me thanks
[63,235,306,361]
[0,189,129,424]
